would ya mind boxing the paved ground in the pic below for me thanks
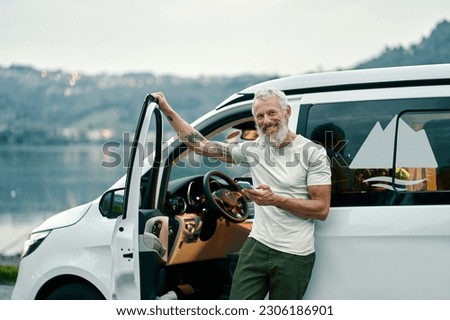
[0,285,13,299]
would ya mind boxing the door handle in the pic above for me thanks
[123,253,133,259]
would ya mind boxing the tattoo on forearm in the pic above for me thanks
[166,115,173,122]
[208,142,231,157]
[186,132,205,143]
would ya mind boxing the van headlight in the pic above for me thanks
[21,231,51,258]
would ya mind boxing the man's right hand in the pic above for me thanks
[151,92,171,113]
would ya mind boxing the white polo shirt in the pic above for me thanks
[229,135,331,256]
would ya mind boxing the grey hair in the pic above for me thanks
[252,87,288,115]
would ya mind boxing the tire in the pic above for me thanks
[46,283,105,300]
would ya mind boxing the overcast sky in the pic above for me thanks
[1,0,449,77]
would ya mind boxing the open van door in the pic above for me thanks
[110,95,164,299]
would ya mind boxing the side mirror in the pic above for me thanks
[99,188,125,218]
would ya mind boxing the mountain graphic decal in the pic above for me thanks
[349,116,437,190]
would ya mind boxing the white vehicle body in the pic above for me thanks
[12,64,450,299]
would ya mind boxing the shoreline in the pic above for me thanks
[0,285,13,300]
[0,254,20,267]
[0,254,18,299]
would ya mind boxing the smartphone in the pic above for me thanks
[237,180,255,190]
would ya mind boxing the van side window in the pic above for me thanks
[304,97,450,207]
[396,111,450,192]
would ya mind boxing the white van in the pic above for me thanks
[12,64,450,299]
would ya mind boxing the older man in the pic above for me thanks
[152,88,331,299]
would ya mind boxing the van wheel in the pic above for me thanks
[46,283,105,300]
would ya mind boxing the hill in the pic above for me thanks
[0,69,276,144]
[0,19,449,145]
[354,19,450,69]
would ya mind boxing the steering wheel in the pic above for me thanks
[202,170,249,223]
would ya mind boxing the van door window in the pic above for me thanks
[304,97,450,206]
[395,111,450,192]
[169,126,251,180]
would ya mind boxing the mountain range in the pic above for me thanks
[1,19,449,145]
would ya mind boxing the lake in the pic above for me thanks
[0,144,126,255]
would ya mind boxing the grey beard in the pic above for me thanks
[257,120,289,147]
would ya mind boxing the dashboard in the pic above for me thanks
[165,175,223,216]
[162,174,253,265]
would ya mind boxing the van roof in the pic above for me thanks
[216,64,450,109]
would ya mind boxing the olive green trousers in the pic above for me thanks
[230,237,315,300]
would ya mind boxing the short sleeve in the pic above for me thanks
[227,142,248,164]
[307,146,332,186]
